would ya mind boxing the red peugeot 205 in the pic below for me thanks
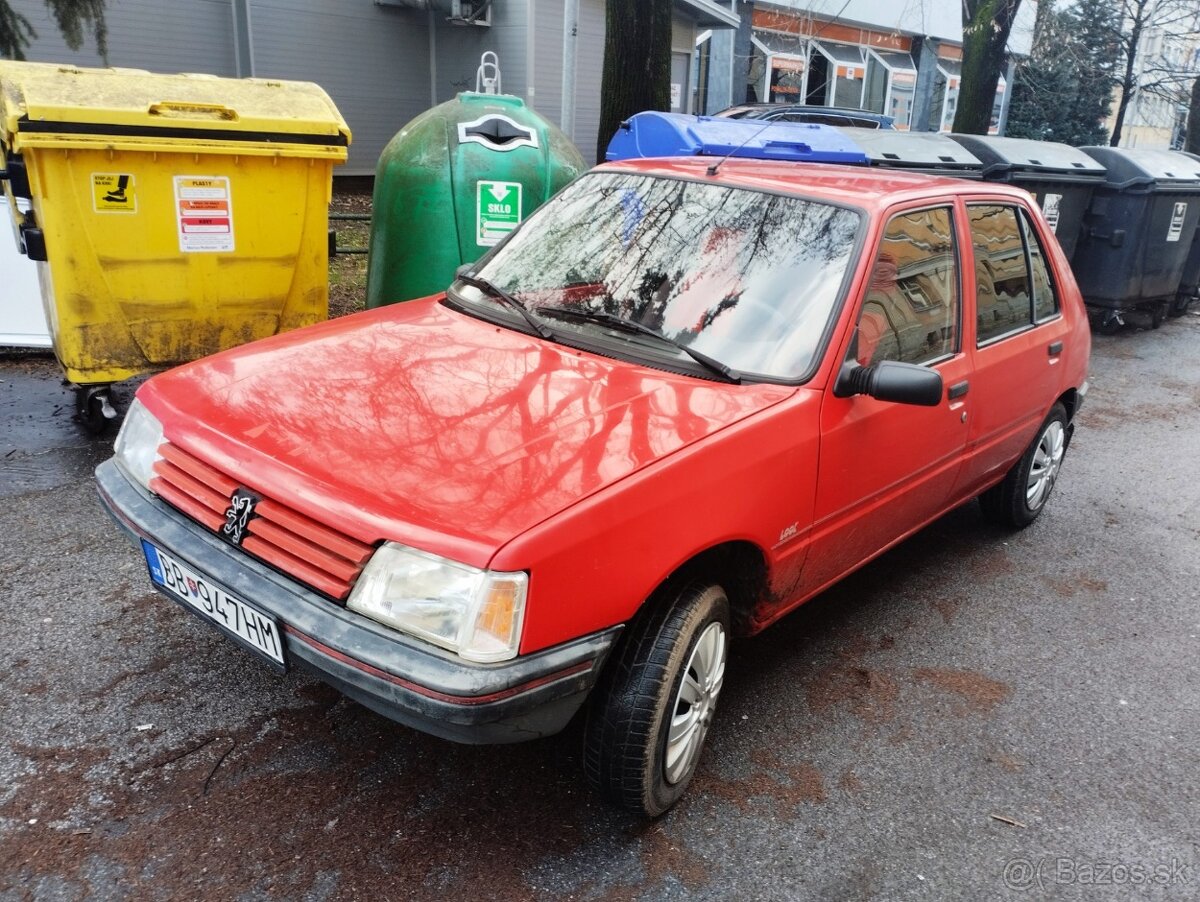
[98,158,1089,816]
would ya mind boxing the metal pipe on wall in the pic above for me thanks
[560,0,579,140]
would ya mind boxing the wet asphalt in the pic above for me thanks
[1,316,1198,901]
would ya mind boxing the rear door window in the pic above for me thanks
[968,205,1031,344]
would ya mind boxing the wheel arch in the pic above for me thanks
[634,540,768,639]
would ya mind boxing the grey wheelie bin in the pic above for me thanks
[1175,152,1200,316]
[838,128,983,179]
[948,134,1106,262]
[1072,147,1200,331]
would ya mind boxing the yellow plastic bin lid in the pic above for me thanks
[0,61,350,160]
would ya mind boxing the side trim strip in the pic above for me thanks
[282,625,593,705]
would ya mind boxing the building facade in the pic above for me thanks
[5,1,1032,173]
[1105,9,1200,150]
[712,0,1035,133]
[5,0,736,172]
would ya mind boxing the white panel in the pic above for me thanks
[0,198,51,348]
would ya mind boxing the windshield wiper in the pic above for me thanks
[454,273,555,341]
[541,307,742,383]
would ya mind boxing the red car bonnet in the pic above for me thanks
[138,297,794,569]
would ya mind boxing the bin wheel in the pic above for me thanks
[1094,311,1124,335]
[1170,294,1195,317]
[76,386,118,435]
[1150,304,1165,330]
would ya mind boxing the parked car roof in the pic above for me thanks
[714,103,896,130]
[598,156,1024,210]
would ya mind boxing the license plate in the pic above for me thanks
[142,540,286,668]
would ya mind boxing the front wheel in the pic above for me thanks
[980,403,1068,528]
[583,582,730,817]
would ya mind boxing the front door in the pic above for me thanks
[805,204,971,594]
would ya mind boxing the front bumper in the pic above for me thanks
[95,459,620,744]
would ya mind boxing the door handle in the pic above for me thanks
[1048,341,1064,356]
[947,380,969,400]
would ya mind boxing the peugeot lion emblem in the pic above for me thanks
[221,488,259,546]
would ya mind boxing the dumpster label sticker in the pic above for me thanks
[92,174,137,213]
[476,180,522,247]
[1167,202,1187,243]
[174,176,234,253]
[1041,193,1062,234]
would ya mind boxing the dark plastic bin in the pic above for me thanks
[605,112,868,165]
[1175,152,1200,316]
[838,127,982,179]
[1072,147,1200,330]
[948,134,1106,262]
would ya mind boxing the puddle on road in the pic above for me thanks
[0,354,126,498]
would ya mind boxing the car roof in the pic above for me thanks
[596,157,1029,213]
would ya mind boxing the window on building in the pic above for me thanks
[928,60,961,132]
[769,55,806,103]
[989,73,1007,134]
[813,41,866,109]
[868,49,918,130]
[863,55,888,114]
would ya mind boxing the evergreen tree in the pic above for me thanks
[1007,0,1119,145]
[1007,1,1075,141]
[1066,0,1121,146]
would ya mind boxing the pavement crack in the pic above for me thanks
[202,739,237,796]
[139,736,219,774]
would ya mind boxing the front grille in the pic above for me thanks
[149,441,373,601]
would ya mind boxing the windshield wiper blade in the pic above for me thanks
[455,273,555,340]
[541,307,742,383]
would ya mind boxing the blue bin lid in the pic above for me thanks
[605,111,868,166]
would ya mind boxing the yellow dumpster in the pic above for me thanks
[0,61,350,429]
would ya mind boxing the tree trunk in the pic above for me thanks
[596,0,673,161]
[1109,19,1142,146]
[1188,75,1200,154]
[953,0,1024,134]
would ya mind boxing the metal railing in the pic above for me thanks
[328,211,370,256]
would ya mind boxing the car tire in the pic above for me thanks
[979,402,1069,529]
[583,581,730,817]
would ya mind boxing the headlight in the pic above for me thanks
[346,543,528,663]
[114,399,164,490]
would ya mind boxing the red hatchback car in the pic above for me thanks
[98,159,1089,816]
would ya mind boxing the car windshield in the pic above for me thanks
[459,171,863,381]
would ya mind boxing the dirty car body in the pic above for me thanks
[97,158,1090,815]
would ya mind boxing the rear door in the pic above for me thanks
[955,201,1072,498]
[805,203,972,593]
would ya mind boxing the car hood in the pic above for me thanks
[140,299,794,568]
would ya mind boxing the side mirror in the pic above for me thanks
[834,359,943,406]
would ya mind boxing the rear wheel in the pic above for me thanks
[583,582,730,817]
[980,403,1068,528]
